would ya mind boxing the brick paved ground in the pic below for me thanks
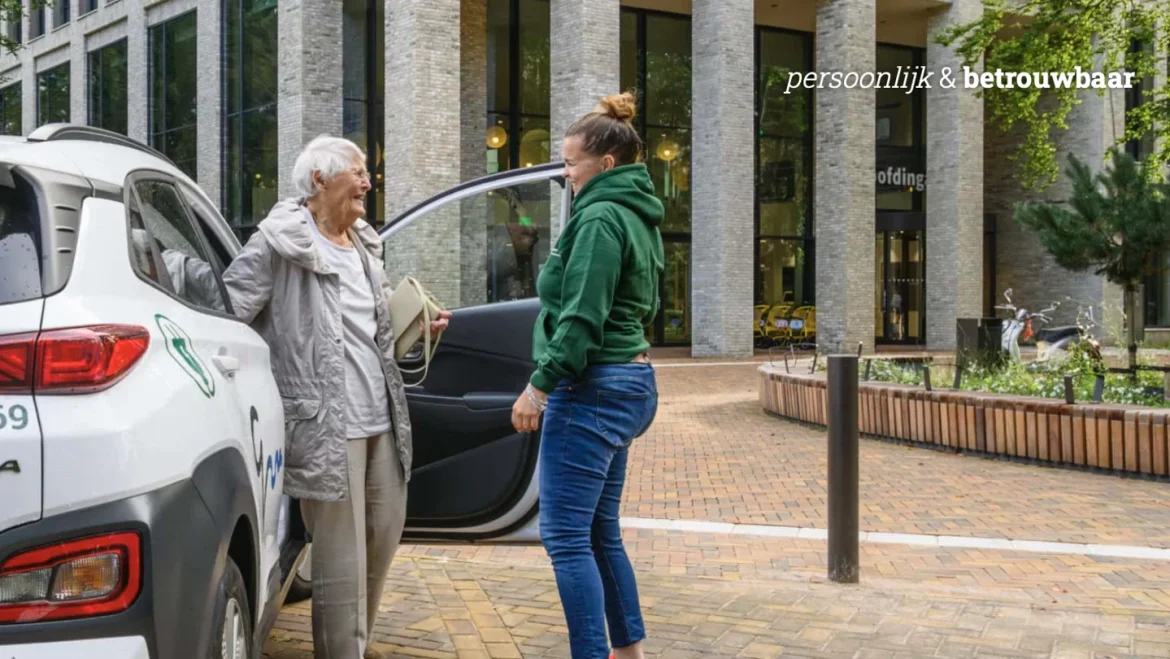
[263,364,1170,658]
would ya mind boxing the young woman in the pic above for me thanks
[512,92,665,659]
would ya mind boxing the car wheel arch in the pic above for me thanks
[192,448,263,624]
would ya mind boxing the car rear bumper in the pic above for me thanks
[0,477,224,659]
[2,635,150,659]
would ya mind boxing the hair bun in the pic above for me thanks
[594,92,637,124]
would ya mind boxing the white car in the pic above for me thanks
[0,125,561,658]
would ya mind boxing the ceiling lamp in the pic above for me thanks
[486,125,507,149]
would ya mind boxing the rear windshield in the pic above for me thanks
[0,179,43,305]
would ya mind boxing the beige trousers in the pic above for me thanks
[300,432,407,659]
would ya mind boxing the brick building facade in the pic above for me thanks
[0,0,1163,357]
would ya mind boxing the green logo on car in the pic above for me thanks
[155,313,216,398]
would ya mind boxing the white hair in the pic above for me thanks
[291,135,367,198]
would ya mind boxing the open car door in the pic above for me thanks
[383,164,569,544]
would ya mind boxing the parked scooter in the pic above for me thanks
[994,289,1102,365]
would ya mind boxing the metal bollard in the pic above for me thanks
[922,366,932,392]
[953,365,963,390]
[1093,374,1105,403]
[827,354,860,584]
[1064,376,1075,404]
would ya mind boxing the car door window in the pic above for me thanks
[127,178,230,315]
[382,167,568,309]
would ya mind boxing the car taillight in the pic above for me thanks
[0,332,36,393]
[0,325,149,395]
[0,532,142,623]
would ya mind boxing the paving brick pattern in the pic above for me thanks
[264,364,1170,657]
[624,365,1170,547]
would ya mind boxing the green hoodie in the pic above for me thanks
[529,163,665,393]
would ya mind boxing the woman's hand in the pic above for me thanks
[419,310,453,339]
[512,385,547,433]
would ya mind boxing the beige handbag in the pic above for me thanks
[387,276,446,384]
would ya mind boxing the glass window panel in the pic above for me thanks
[242,109,278,227]
[37,64,69,125]
[876,46,916,148]
[473,180,554,302]
[758,136,808,237]
[486,0,510,114]
[486,112,511,174]
[241,1,277,110]
[517,116,549,168]
[225,0,278,238]
[342,0,368,105]
[620,11,636,94]
[646,127,689,233]
[163,128,198,180]
[129,180,228,314]
[758,238,811,308]
[0,83,20,135]
[518,0,549,117]
[759,31,811,139]
[661,241,691,344]
[163,13,197,135]
[645,14,690,129]
[89,40,128,135]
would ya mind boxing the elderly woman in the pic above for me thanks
[222,135,449,659]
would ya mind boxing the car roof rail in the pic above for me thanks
[27,123,178,168]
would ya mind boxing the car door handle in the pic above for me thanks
[212,354,240,377]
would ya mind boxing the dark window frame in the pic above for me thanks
[29,3,44,39]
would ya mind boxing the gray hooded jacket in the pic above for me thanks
[221,198,413,501]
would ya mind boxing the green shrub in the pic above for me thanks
[864,344,1169,408]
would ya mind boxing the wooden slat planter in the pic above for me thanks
[759,365,1170,479]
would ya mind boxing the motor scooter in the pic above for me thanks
[994,290,1102,364]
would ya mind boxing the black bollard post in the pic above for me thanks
[1092,374,1104,403]
[922,366,932,392]
[953,364,963,390]
[827,354,860,584]
[864,359,872,381]
[1064,376,1075,404]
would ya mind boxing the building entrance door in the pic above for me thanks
[875,230,925,345]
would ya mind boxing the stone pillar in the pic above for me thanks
[460,0,488,307]
[384,0,462,305]
[21,61,34,136]
[277,0,343,200]
[549,0,619,241]
[197,2,223,199]
[70,27,85,126]
[690,0,755,358]
[814,0,875,354]
[126,2,148,143]
[925,0,984,350]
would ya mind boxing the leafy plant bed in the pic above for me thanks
[863,346,1170,409]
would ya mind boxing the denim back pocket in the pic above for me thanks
[595,385,655,449]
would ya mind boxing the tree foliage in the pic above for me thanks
[1014,147,1170,369]
[934,0,1170,190]
[0,0,47,58]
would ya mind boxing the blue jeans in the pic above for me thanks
[539,363,658,659]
